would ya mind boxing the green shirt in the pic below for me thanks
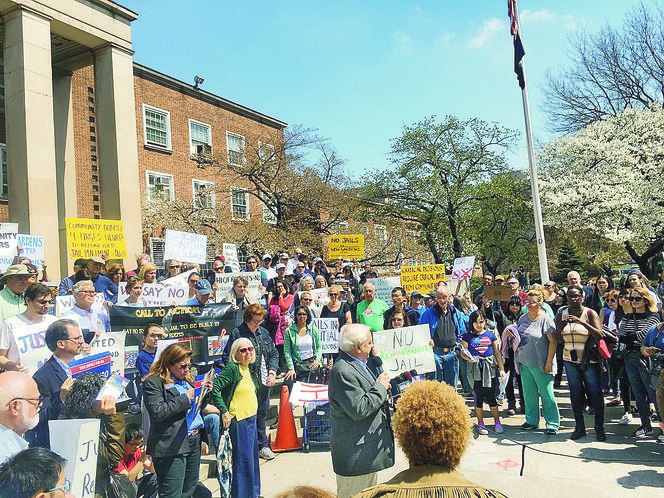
[357,298,389,333]
[0,287,26,325]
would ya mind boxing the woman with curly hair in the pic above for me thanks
[356,381,507,498]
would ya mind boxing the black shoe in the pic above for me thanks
[521,422,537,430]
[544,428,558,435]
[570,427,586,440]
[596,428,607,442]
[554,381,562,388]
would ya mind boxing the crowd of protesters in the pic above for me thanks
[0,246,663,497]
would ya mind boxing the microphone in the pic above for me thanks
[368,350,384,375]
[402,371,413,382]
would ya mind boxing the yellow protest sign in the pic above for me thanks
[328,234,365,259]
[400,264,447,294]
[65,218,128,259]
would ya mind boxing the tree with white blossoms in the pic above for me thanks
[539,106,664,278]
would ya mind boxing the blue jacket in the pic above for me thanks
[419,303,468,343]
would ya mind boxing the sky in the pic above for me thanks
[123,0,654,177]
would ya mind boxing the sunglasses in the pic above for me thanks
[301,297,312,302]
[328,293,339,297]
[628,296,643,302]
[169,265,180,269]
[239,346,254,353]
[607,298,617,303]
[296,313,308,317]
[544,284,553,288]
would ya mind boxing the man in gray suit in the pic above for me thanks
[329,323,394,498]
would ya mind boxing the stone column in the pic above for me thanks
[93,43,142,268]
[53,70,78,279]
[3,6,61,278]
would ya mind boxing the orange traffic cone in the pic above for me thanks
[271,385,302,452]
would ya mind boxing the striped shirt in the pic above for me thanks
[618,312,661,350]
[561,307,593,363]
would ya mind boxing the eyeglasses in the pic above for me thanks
[544,284,553,288]
[174,363,191,370]
[239,347,254,353]
[328,293,338,297]
[213,267,224,272]
[607,298,617,303]
[48,480,71,494]
[78,290,95,296]
[628,296,643,302]
[169,265,180,269]
[34,298,52,305]
[301,297,312,302]
[6,396,44,410]
[524,300,539,305]
[65,335,84,343]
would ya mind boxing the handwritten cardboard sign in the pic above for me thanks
[164,229,207,264]
[312,317,339,354]
[483,285,514,302]
[328,234,365,259]
[49,419,100,497]
[223,243,241,272]
[117,283,188,306]
[12,319,57,375]
[65,217,127,259]
[373,324,435,378]
[215,271,262,302]
[0,223,19,271]
[400,264,446,295]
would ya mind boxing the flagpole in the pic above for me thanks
[513,2,550,283]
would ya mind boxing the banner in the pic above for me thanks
[312,317,339,354]
[373,324,435,378]
[223,243,241,272]
[164,229,207,264]
[452,256,475,280]
[298,288,330,316]
[110,303,235,363]
[0,223,19,271]
[55,293,106,317]
[367,276,401,303]
[215,271,262,302]
[117,283,189,306]
[17,234,45,270]
[328,234,365,259]
[49,419,100,498]
[89,331,126,377]
[400,264,446,295]
[69,351,112,379]
[12,320,55,375]
[65,217,127,259]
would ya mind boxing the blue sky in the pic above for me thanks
[124,0,650,176]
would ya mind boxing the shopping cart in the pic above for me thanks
[302,400,330,453]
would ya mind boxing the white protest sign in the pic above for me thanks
[161,268,196,286]
[50,418,100,497]
[300,288,330,316]
[154,338,179,363]
[452,256,476,280]
[89,331,126,377]
[0,223,19,271]
[215,271,262,302]
[55,293,106,317]
[368,276,401,302]
[164,229,207,264]
[223,243,241,272]
[17,234,45,270]
[12,319,56,375]
[373,324,435,378]
[289,382,329,405]
[117,283,188,306]
[312,317,339,354]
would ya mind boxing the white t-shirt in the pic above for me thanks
[0,314,57,365]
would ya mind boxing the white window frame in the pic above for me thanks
[0,144,6,198]
[230,187,250,221]
[374,224,387,241]
[258,141,275,164]
[192,179,215,209]
[333,221,349,233]
[142,104,172,151]
[188,119,212,155]
[146,171,175,202]
[262,201,277,225]
[226,131,246,167]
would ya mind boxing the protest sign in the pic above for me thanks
[17,234,44,270]
[89,331,126,376]
[312,317,339,354]
[368,276,401,302]
[164,229,207,264]
[215,271,262,302]
[110,303,235,363]
[289,382,329,405]
[117,283,188,306]
[153,338,179,364]
[483,285,514,302]
[207,334,229,359]
[49,419,100,498]
[187,369,214,428]
[55,293,105,317]
[400,264,446,295]
[69,351,112,379]
[223,243,241,272]
[0,223,19,271]
[328,234,365,259]
[452,256,475,280]
[12,320,56,375]
[299,288,330,316]
[373,324,435,378]
[161,268,196,286]
[65,217,127,259]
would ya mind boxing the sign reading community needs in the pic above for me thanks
[65,217,127,259]
[0,223,19,271]
[328,234,365,259]
[400,264,446,295]
[50,419,100,498]
[373,324,435,378]
[164,229,207,264]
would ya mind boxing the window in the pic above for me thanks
[262,201,277,224]
[332,221,349,233]
[146,171,174,201]
[0,64,5,114]
[189,119,212,155]
[192,180,215,209]
[231,188,250,221]
[142,104,171,150]
[258,142,275,165]
[0,144,6,198]
[227,132,245,166]
[374,224,387,241]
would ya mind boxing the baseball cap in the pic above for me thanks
[262,254,272,261]
[194,279,213,295]
[88,256,105,264]
[276,263,286,270]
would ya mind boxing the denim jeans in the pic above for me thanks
[457,351,473,393]
[204,413,220,455]
[256,385,271,449]
[433,349,458,389]
[153,432,201,498]
[564,360,604,431]
[624,352,656,429]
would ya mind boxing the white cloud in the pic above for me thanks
[520,9,556,23]
[468,18,505,48]
[393,29,413,52]
[435,31,456,49]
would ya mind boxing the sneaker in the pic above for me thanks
[521,422,537,430]
[507,404,517,416]
[618,412,633,425]
[570,427,586,440]
[544,428,558,435]
[259,447,276,460]
[634,426,657,438]
[495,421,504,434]
[596,428,607,442]
[477,423,488,435]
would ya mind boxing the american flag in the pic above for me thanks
[507,0,526,89]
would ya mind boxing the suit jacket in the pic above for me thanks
[27,355,68,448]
[142,375,193,457]
[328,352,394,477]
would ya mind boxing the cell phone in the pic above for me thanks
[570,349,578,362]
[561,309,569,322]
[83,329,96,344]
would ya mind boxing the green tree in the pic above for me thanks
[554,240,586,282]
